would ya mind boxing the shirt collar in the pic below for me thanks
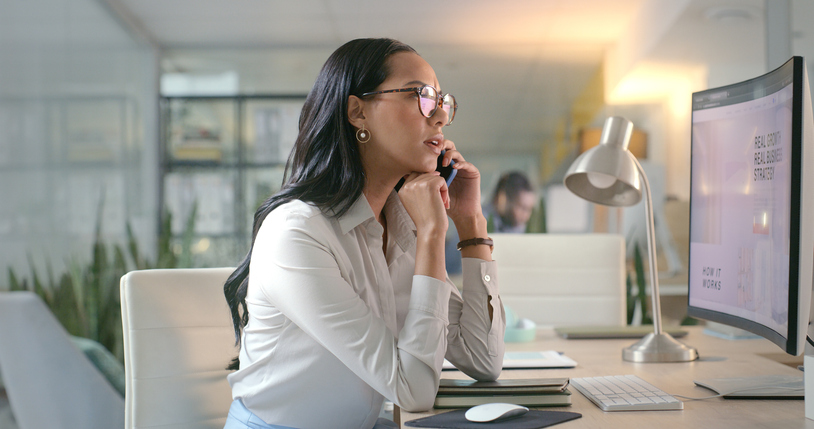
[338,193,376,235]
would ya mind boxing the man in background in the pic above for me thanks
[482,171,536,233]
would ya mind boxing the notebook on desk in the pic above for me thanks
[435,377,572,408]
[443,351,577,370]
[554,325,688,339]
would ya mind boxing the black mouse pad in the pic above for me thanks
[404,409,582,428]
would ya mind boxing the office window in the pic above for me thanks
[159,95,306,267]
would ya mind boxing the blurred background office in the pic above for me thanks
[2,0,814,373]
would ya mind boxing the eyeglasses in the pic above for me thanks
[361,84,457,125]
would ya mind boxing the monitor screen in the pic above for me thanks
[687,56,814,356]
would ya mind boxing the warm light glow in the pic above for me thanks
[606,62,706,105]
[444,1,645,48]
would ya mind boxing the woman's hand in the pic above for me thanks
[398,171,449,280]
[440,140,491,262]
[398,171,449,238]
[440,140,483,224]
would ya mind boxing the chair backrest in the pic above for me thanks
[0,291,124,429]
[120,267,237,429]
[491,233,626,327]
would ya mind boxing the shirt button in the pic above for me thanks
[484,275,491,282]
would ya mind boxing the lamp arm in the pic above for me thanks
[633,157,663,335]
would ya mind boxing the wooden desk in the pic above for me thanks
[397,326,814,428]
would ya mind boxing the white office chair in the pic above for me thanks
[491,233,626,327]
[120,267,237,429]
[0,291,125,429]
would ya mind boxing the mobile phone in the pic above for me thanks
[394,150,457,191]
[436,150,457,186]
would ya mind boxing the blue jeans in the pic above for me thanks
[223,399,399,429]
[224,400,297,429]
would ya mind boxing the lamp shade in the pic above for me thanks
[564,117,642,207]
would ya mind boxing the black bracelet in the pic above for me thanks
[456,237,494,252]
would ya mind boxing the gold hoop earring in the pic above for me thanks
[356,125,371,143]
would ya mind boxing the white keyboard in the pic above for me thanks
[570,375,683,411]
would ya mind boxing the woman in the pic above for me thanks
[223,38,504,429]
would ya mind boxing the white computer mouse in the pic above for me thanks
[464,402,529,422]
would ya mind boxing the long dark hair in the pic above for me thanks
[224,38,417,370]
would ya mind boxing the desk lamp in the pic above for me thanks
[564,116,698,363]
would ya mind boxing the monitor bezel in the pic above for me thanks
[687,56,808,355]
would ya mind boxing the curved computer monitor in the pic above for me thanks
[688,56,814,356]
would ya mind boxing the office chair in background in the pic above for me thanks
[0,292,125,429]
[120,267,236,429]
[490,233,626,327]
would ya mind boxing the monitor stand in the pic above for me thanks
[694,375,804,399]
[702,321,761,340]
[696,322,802,399]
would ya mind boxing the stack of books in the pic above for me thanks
[434,377,571,408]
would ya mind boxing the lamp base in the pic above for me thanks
[622,332,698,363]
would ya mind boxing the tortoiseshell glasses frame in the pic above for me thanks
[361,84,457,125]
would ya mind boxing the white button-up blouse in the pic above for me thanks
[227,191,505,429]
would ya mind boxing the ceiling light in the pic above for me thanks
[703,6,758,23]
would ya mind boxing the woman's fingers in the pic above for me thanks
[441,139,462,167]
[440,140,478,179]
[440,180,450,209]
[399,172,449,231]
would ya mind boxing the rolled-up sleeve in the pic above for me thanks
[444,257,505,381]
